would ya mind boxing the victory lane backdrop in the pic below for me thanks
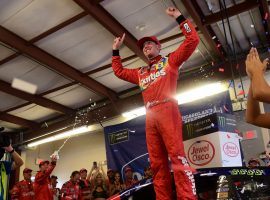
[104,91,232,178]
[104,116,149,181]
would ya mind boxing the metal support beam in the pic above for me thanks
[181,0,224,59]
[74,0,148,63]
[203,0,259,25]
[0,80,75,115]
[0,26,118,101]
[0,112,40,129]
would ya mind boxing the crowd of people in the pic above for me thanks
[10,158,153,200]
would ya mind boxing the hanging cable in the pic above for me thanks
[221,0,246,105]
[218,0,238,101]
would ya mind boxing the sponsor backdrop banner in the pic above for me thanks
[104,91,233,177]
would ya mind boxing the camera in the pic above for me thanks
[0,134,11,148]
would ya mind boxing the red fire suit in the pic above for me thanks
[60,180,81,200]
[11,180,35,200]
[112,17,199,200]
[34,161,56,200]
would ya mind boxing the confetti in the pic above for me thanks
[237,90,245,96]
[223,105,229,112]
[216,43,221,48]
[250,24,254,28]
[219,68,224,72]
[212,35,217,39]
[265,12,269,20]
[211,61,214,66]
[234,129,240,134]
[227,134,231,139]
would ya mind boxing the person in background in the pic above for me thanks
[61,171,81,200]
[91,163,109,200]
[107,169,115,185]
[245,47,270,128]
[143,166,153,179]
[109,171,125,196]
[34,156,57,200]
[79,168,91,200]
[51,175,60,200]
[248,158,261,168]
[10,168,34,200]
[124,167,137,189]
[1,139,24,200]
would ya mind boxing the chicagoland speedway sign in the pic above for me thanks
[187,140,215,166]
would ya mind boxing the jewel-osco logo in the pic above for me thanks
[223,142,239,157]
[188,140,215,166]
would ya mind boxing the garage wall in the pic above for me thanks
[23,130,107,187]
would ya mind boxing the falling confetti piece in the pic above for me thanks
[250,24,254,28]
[223,105,229,112]
[227,134,231,139]
[211,61,214,66]
[265,12,269,20]
[238,84,242,88]
[237,90,245,96]
[212,35,217,39]
[216,43,221,48]
[235,129,240,134]
[219,68,224,72]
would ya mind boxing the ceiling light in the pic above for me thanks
[12,78,37,94]
[135,24,146,31]
[175,82,227,104]
[27,126,93,147]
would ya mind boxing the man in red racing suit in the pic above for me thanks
[34,157,57,200]
[111,7,199,200]
[11,168,35,200]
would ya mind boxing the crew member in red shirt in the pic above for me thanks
[61,171,81,200]
[11,168,34,200]
[111,7,199,200]
[34,156,57,200]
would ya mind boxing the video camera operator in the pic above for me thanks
[0,133,23,170]
[0,133,24,200]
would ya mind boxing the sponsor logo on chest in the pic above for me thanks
[139,57,168,90]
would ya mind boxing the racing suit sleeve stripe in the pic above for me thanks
[112,53,139,85]
[168,19,199,70]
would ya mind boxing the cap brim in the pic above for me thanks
[137,37,159,50]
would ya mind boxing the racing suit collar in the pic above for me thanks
[149,55,162,65]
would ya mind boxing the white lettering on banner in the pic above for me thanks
[223,142,239,157]
[182,106,223,123]
[188,140,215,166]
